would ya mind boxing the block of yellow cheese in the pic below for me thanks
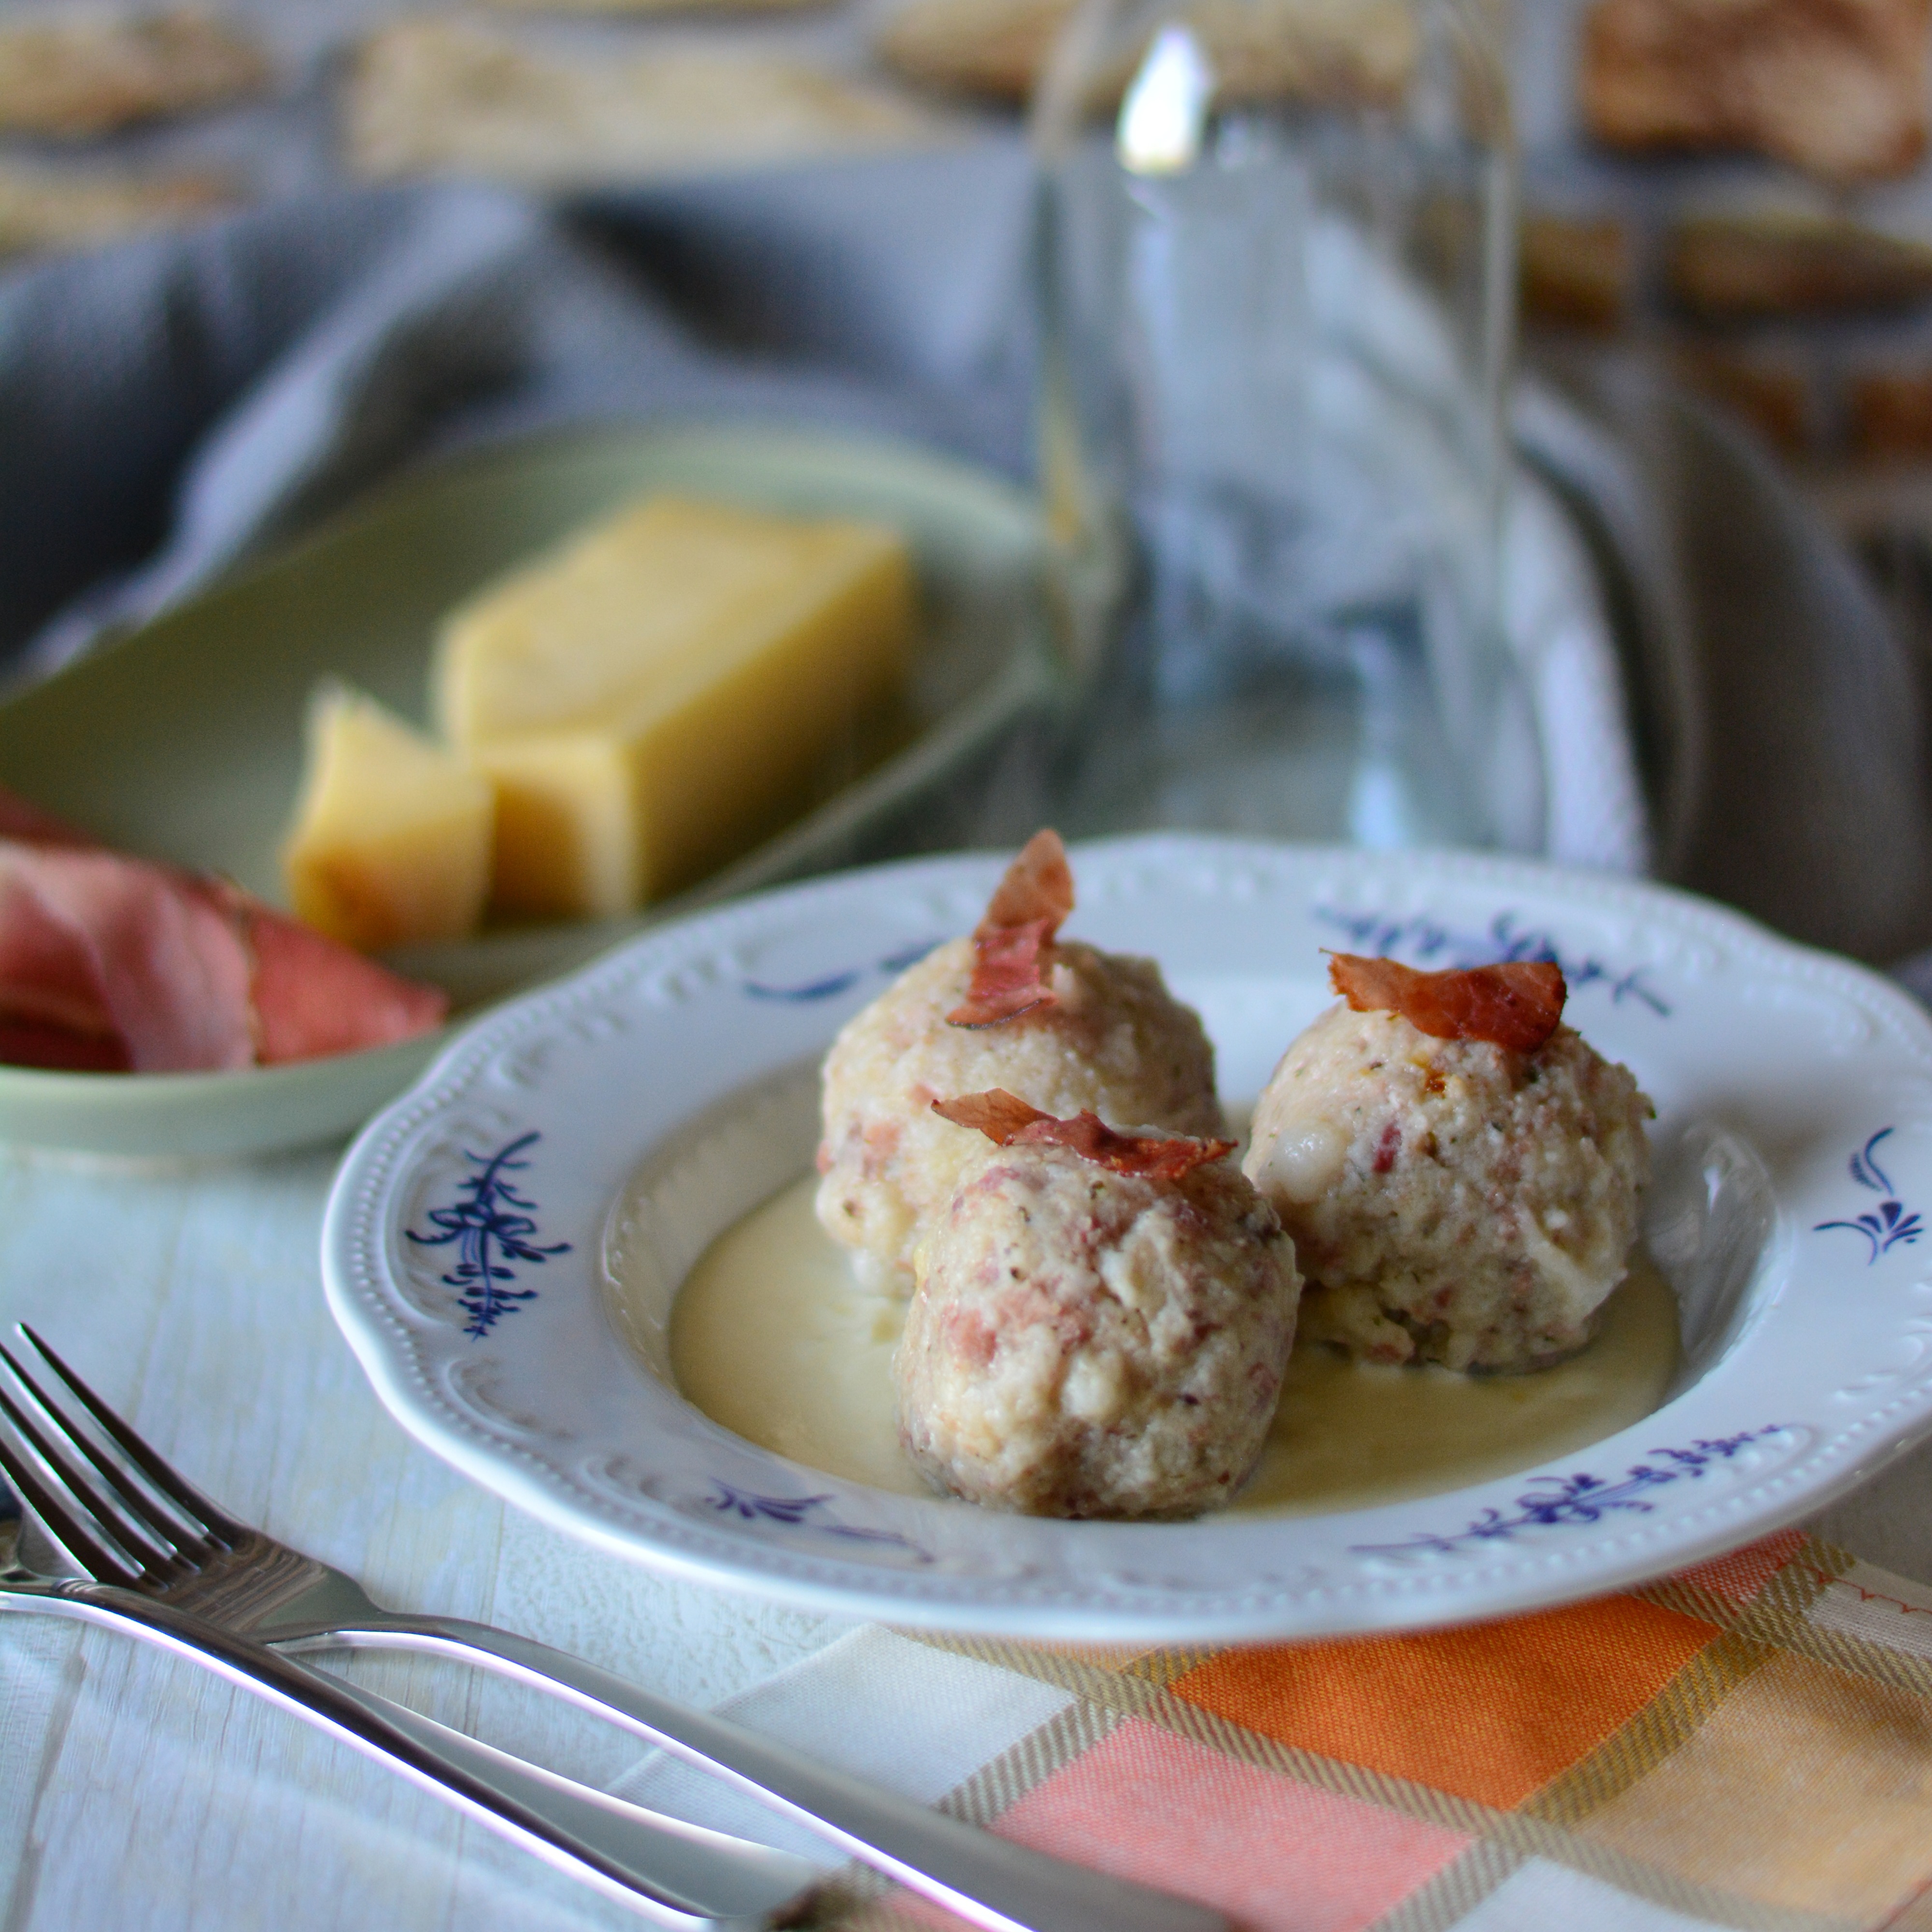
[433,495,913,920]
[281,684,494,950]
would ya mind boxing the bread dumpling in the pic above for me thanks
[815,831,1221,1287]
[1244,954,1651,1372]
[895,1094,1300,1518]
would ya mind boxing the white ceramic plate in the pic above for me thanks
[323,837,1932,1640]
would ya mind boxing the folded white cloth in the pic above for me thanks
[1503,452,1650,876]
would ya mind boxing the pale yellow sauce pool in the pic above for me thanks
[668,1174,1682,1517]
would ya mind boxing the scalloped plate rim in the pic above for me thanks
[322,834,1932,1639]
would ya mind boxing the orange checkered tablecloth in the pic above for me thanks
[622,1530,1932,1930]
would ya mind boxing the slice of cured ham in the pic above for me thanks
[0,784,446,1073]
[933,1089,1236,1182]
[242,898,444,1065]
[213,883,448,1066]
[1328,952,1567,1053]
[946,828,1076,1028]
[0,846,256,1073]
[0,790,97,850]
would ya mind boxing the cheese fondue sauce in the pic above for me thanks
[665,1174,1681,1516]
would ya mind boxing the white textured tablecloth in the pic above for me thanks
[0,1145,859,1932]
[0,1137,1926,1931]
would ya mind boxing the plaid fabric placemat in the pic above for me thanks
[624,1530,1932,1930]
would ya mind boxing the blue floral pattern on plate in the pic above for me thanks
[743,940,942,1003]
[1815,1129,1923,1265]
[708,1482,933,1563]
[1350,1426,1792,1557]
[1315,907,1670,1016]
[407,1131,571,1338]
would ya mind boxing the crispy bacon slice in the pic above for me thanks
[0,792,446,1073]
[933,1088,1051,1143]
[947,917,1058,1028]
[1329,952,1567,1053]
[933,1089,1236,1183]
[946,829,1076,1027]
[979,828,1075,933]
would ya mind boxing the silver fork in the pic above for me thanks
[0,1477,813,1928]
[0,1327,1227,1932]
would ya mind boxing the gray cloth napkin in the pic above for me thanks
[0,146,1037,672]
[1,140,1926,965]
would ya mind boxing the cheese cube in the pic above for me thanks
[281,684,493,950]
[434,495,913,919]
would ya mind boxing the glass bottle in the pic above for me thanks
[1035,0,1530,850]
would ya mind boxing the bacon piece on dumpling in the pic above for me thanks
[978,827,1075,933]
[930,1087,1048,1143]
[933,1089,1236,1182]
[947,830,1076,1028]
[1328,952,1567,1053]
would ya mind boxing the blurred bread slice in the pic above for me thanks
[1520,212,1632,332]
[346,20,947,186]
[1849,367,1932,465]
[483,0,828,14]
[1581,0,1931,183]
[1668,212,1932,319]
[0,160,233,259]
[877,0,1075,101]
[0,9,270,138]
[876,0,1415,108]
[1671,341,1816,456]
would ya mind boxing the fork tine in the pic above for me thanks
[16,1324,240,1545]
[0,1414,144,1586]
[0,1341,205,1568]
[0,1374,180,1578]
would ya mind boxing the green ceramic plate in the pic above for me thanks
[0,424,1060,1157]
